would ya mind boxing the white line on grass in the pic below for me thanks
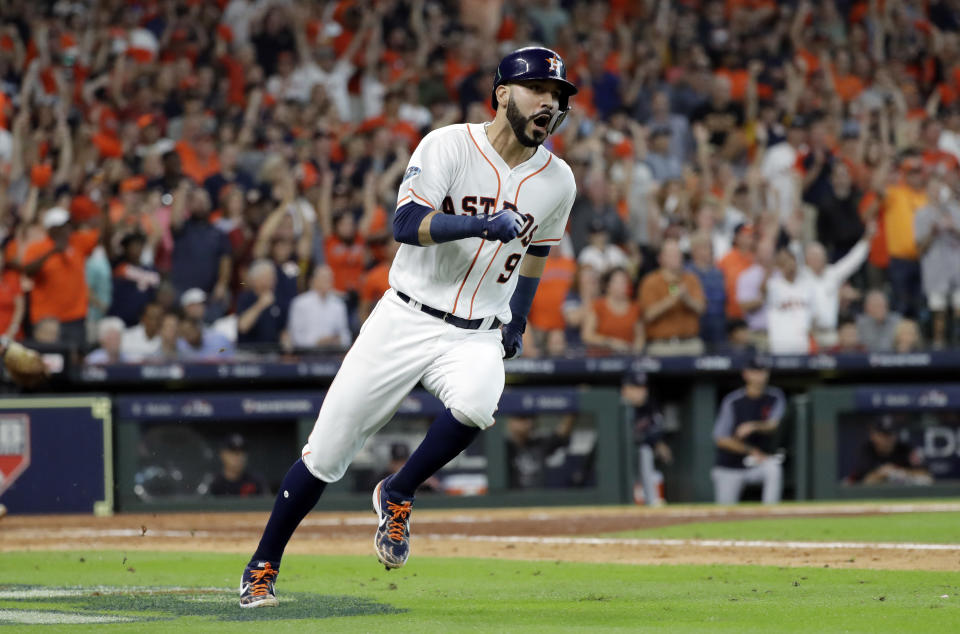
[427,534,960,551]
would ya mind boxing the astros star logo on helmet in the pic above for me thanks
[547,55,562,73]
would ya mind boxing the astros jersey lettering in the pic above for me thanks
[391,123,576,322]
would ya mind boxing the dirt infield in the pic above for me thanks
[2,504,959,571]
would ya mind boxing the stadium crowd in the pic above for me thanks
[1,0,960,366]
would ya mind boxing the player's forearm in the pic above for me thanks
[394,201,483,246]
[716,436,754,455]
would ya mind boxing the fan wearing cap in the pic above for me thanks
[711,356,786,505]
[846,418,931,485]
[208,434,270,497]
[22,206,104,346]
[621,370,672,506]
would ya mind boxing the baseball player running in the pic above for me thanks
[240,47,578,608]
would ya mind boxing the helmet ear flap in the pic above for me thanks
[547,108,570,135]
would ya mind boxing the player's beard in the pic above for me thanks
[506,95,546,148]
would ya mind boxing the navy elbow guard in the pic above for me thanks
[393,201,433,245]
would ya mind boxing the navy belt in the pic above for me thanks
[397,291,502,331]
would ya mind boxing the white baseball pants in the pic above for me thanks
[301,289,505,483]
[711,461,783,505]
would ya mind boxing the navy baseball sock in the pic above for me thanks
[250,459,326,567]
[387,408,480,498]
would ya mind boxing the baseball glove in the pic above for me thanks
[2,338,48,387]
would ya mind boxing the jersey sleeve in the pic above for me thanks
[396,127,463,210]
[531,164,576,245]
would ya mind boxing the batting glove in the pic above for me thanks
[502,321,524,359]
[479,210,523,243]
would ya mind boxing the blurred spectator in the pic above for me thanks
[805,225,873,348]
[690,77,743,158]
[568,173,626,254]
[765,247,815,355]
[0,249,23,341]
[30,318,61,346]
[639,239,705,356]
[720,319,752,354]
[180,288,209,324]
[711,357,785,505]
[687,232,726,347]
[814,162,865,263]
[846,418,932,486]
[252,179,314,312]
[122,302,163,361]
[621,370,671,506]
[85,317,127,365]
[857,290,902,352]
[893,319,923,353]
[883,158,928,318]
[506,414,574,489]
[153,311,181,361]
[207,434,269,497]
[562,265,600,348]
[109,231,160,327]
[544,328,567,357]
[913,181,960,348]
[641,126,684,183]
[169,184,233,319]
[643,90,691,163]
[718,223,755,320]
[178,317,234,360]
[236,259,288,348]
[288,265,351,351]
[761,117,806,222]
[582,268,643,354]
[358,240,397,324]
[736,238,776,346]
[528,241,576,346]
[576,218,629,275]
[85,240,111,344]
[318,178,369,300]
[23,207,101,346]
[831,318,866,354]
[373,442,441,494]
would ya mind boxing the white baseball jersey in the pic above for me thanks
[390,122,577,323]
[765,273,815,354]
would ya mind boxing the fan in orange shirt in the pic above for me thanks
[528,247,576,335]
[581,268,644,354]
[22,207,101,345]
[717,223,756,318]
[358,240,398,323]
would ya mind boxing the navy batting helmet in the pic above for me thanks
[492,46,578,134]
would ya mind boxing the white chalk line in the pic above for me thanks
[428,534,960,552]
[0,610,133,624]
[5,527,960,552]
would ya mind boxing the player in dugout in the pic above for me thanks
[711,355,786,505]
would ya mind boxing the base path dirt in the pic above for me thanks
[2,504,959,571]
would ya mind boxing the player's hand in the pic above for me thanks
[735,421,757,439]
[479,209,523,243]
[502,324,523,360]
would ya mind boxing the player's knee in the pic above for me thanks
[449,406,493,429]
[300,444,348,483]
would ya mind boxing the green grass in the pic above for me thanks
[604,512,960,544]
[1,551,959,632]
